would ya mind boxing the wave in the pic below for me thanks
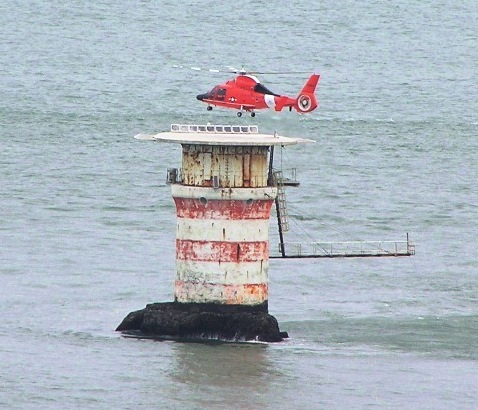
[282,314,478,359]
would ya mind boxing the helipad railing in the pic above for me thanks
[171,124,259,134]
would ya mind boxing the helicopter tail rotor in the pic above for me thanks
[294,74,320,113]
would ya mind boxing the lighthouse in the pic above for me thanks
[116,124,313,342]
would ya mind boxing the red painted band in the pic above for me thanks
[173,197,274,220]
[176,239,269,262]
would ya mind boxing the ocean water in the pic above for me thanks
[1,0,478,408]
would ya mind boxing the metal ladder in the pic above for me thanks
[274,171,289,233]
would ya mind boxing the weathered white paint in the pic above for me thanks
[181,144,270,187]
[174,281,268,305]
[176,218,271,242]
[175,260,268,285]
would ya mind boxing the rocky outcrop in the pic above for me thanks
[116,302,288,343]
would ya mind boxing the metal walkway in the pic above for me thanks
[268,153,415,260]
[270,235,415,259]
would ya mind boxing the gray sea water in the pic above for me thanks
[1,0,478,408]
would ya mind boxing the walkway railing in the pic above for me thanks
[170,124,259,134]
[270,237,415,259]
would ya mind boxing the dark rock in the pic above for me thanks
[116,302,288,343]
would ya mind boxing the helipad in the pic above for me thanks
[134,124,315,146]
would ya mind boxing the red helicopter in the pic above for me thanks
[175,66,320,117]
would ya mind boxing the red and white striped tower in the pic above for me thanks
[138,124,311,312]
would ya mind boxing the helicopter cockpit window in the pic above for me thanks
[215,88,226,100]
[254,83,279,96]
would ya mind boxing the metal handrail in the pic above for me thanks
[170,124,259,134]
[271,238,415,258]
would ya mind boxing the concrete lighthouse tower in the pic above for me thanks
[117,124,312,342]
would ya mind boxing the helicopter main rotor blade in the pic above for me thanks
[226,66,313,75]
[178,65,221,73]
[190,66,221,73]
[174,65,225,73]
[253,71,313,75]
[174,64,315,76]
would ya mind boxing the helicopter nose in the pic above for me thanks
[196,93,206,101]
